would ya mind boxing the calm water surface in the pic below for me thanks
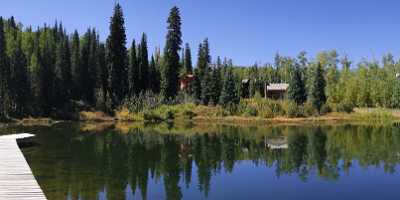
[5,123,400,200]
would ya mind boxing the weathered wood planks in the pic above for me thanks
[0,134,47,200]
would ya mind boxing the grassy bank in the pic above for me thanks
[5,102,399,127]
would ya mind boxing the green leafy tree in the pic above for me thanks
[161,6,182,99]
[107,3,129,106]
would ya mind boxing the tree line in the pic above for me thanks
[1,4,400,120]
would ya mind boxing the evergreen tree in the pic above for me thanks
[10,37,30,117]
[201,67,213,105]
[129,40,139,96]
[184,43,192,74]
[149,55,160,93]
[97,43,108,106]
[288,66,307,105]
[107,3,129,106]
[38,27,56,115]
[139,33,149,91]
[71,30,80,99]
[192,68,202,103]
[0,17,10,119]
[54,36,72,106]
[79,30,93,103]
[210,65,222,105]
[310,63,326,112]
[219,67,239,106]
[161,6,182,99]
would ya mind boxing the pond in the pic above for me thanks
[6,123,400,200]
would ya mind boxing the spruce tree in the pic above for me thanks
[288,66,306,105]
[201,67,213,105]
[139,33,149,91]
[219,67,239,106]
[210,65,222,105]
[107,3,129,106]
[161,6,182,99]
[97,43,108,106]
[129,40,139,96]
[71,30,80,99]
[310,63,326,112]
[0,17,9,119]
[38,27,56,115]
[10,37,30,117]
[149,55,160,93]
[54,37,72,106]
[184,43,192,74]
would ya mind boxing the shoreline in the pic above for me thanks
[2,110,399,128]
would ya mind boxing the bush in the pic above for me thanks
[320,104,331,115]
[143,111,163,122]
[124,91,163,113]
[183,110,196,120]
[303,102,317,117]
[244,106,258,117]
[283,101,303,118]
[336,103,354,113]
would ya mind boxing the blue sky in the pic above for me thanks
[1,0,400,66]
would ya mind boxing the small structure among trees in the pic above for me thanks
[265,83,289,99]
[180,74,194,91]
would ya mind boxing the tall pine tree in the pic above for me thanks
[138,33,149,92]
[0,17,10,119]
[161,6,182,99]
[310,63,327,112]
[184,43,192,74]
[288,66,307,105]
[107,3,129,106]
[129,40,139,96]
[10,37,30,117]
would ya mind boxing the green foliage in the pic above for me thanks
[309,63,326,112]
[161,6,182,99]
[219,67,240,106]
[282,101,304,118]
[288,66,306,105]
[107,3,129,107]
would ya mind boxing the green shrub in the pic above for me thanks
[303,102,317,117]
[335,103,354,113]
[244,106,258,117]
[320,104,331,115]
[283,101,303,118]
[165,110,175,121]
[143,111,163,122]
[183,110,196,120]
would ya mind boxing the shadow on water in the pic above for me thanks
[18,122,400,200]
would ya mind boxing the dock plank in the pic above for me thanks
[0,135,47,200]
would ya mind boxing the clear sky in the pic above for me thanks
[1,0,400,66]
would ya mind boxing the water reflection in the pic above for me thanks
[22,124,400,200]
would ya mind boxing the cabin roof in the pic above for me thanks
[267,83,289,91]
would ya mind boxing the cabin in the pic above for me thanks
[180,74,194,91]
[265,83,289,99]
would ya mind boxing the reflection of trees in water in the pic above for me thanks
[25,124,400,200]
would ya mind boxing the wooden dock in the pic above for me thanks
[0,134,47,200]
